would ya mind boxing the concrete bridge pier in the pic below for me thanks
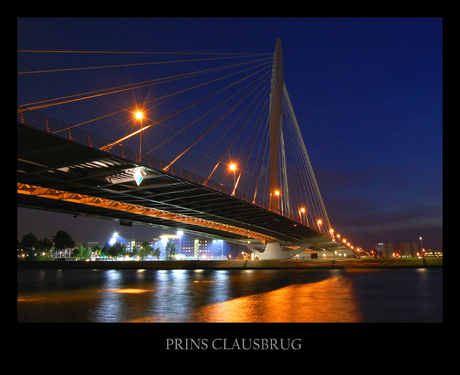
[246,241,312,260]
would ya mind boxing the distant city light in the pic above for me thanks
[109,232,118,245]
[160,234,179,242]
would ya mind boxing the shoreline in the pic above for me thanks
[17,258,443,270]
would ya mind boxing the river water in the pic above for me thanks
[17,267,442,322]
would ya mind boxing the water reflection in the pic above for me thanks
[193,274,360,322]
[125,270,360,322]
[17,268,442,322]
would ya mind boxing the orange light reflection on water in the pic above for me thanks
[194,275,361,322]
[102,288,155,294]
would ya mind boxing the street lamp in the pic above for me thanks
[317,219,322,233]
[274,190,281,214]
[419,236,423,258]
[229,163,237,196]
[135,111,143,162]
[299,207,306,223]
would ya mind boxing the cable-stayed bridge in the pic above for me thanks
[17,39,358,259]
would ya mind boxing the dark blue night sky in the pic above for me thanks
[17,18,442,252]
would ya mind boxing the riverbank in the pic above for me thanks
[17,257,442,270]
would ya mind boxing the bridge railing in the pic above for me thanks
[17,106,285,217]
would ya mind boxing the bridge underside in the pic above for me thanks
[17,121,350,258]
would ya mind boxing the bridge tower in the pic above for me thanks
[268,38,284,212]
[246,38,308,260]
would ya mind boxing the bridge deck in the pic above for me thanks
[17,108,346,253]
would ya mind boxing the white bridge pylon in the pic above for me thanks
[245,38,332,260]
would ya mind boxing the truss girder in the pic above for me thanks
[18,183,277,244]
